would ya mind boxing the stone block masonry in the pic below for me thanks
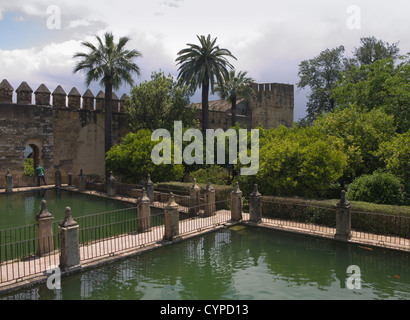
[192,82,294,130]
[0,80,129,188]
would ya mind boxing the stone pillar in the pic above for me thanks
[55,168,62,187]
[0,79,14,103]
[163,193,179,241]
[68,173,72,186]
[34,84,51,106]
[107,171,116,196]
[16,81,33,104]
[36,200,54,256]
[203,182,216,217]
[231,182,243,222]
[189,178,201,215]
[78,169,85,191]
[249,184,262,223]
[334,190,352,241]
[145,174,154,202]
[68,87,81,109]
[59,207,80,271]
[52,85,67,108]
[5,169,12,193]
[137,188,151,232]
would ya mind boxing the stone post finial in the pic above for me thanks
[164,192,179,241]
[204,182,216,216]
[37,200,53,219]
[36,200,54,256]
[189,178,201,215]
[338,190,350,207]
[231,182,243,222]
[59,207,80,271]
[145,174,154,202]
[335,190,352,241]
[137,187,151,232]
[107,171,116,196]
[60,206,78,228]
[249,184,262,223]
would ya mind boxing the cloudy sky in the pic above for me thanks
[1,0,409,120]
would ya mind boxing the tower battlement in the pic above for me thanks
[0,79,128,112]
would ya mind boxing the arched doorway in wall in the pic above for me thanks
[23,142,41,177]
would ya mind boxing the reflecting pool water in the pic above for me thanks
[0,189,133,229]
[2,226,409,300]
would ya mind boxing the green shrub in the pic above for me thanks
[24,158,34,177]
[347,171,405,205]
[105,130,185,184]
[189,165,230,185]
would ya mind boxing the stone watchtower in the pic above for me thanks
[249,83,294,128]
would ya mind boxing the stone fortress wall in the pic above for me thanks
[0,79,129,188]
[193,82,294,130]
[0,79,294,188]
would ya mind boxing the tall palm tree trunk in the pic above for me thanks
[201,81,210,132]
[104,79,113,177]
[231,96,237,126]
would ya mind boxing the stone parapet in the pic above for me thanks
[0,79,126,112]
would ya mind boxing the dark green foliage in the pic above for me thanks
[189,165,230,185]
[105,130,185,184]
[347,171,406,205]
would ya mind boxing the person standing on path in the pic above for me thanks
[35,165,47,186]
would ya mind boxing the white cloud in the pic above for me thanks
[66,19,91,29]
[1,0,410,117]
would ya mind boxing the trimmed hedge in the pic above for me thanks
[260,195,410,238]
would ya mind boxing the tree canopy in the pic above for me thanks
[176,34,236,132]
[124,71,197,133]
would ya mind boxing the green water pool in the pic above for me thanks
[0,189,133,229]
[2,226,409,300]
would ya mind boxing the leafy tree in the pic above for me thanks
[353,36,400,65]
[73,32,142,172]
[313,106,397,185]
[297,46,346,124]
[297,37,401,124]
[377,131,410,196]
[332,57,410,132]
[237,125,347,198]
[105,130,184,183]
[124,71,197,133]
[215,70,255,126]
[176,34,236,132]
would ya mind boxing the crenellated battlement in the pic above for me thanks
[0,79,128,112]
[250,82,294,95]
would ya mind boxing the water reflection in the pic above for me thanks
[0,189,132,229]
[1,227,409,300]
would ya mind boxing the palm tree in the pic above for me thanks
[215,70,255,126]
[73,32,142,172]
[176,34,236,132]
